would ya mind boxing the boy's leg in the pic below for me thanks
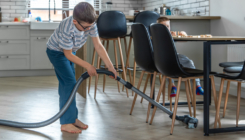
[170,79,177,97]
[177,54,204,95]
[47,49,78,124]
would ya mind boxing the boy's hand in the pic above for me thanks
[171,31,177,36]
[108,66,118,80]
[86,64,97,77]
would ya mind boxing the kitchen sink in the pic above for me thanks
[30,22,60,30]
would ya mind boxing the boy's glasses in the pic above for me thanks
[77,21,95,31]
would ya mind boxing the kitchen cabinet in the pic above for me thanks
[0,25,29,39]
[0,55,30,70]
[30,36,52,69]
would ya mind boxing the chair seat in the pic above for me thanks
[181,67,218,77]
[219,61,243,68]
[223,67,242,73]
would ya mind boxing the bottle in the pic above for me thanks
[162,4,167,15]
[0,7,2,22]
[166,8,171,15]
[28,11,32,18]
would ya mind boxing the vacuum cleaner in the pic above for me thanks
[0,69,198,129]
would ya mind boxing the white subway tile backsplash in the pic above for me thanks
[1,6,10,9]
[1,9,15,13]
[0,2,15,6]
[16,2,27,5]
[188,0,197,3]
[200,1,209,6]
[191,3,199,8]
[10,6,26,10]
[180,0,188,5]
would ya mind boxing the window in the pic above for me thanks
[28,0,98,21]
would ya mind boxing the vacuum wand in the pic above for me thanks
[0,69,198,129]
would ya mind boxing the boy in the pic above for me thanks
[46,2,117,133]
[157,17,204,97]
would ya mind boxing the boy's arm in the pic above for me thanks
[63,49,97,77]
[91,36,118,79]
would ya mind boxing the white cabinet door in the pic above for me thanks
[0,25,29,39]
[31,36,52,69]
[0,55,30,70]
[0,40,30,55]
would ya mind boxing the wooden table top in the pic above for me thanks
[125,15,221,21]
[173,36,245,41]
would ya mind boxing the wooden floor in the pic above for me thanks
[0,75,245,140]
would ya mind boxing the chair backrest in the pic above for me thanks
[150,23,188,77]
[97,11,127,39]
[133,11,160,36]
[131,23,158,73]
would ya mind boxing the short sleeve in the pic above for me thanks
[58,32,73,50]
[89,23,99,37]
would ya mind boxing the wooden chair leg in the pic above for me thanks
[94,54,101,99]
[162,77,166,106]
[113,40,120,93]
[122,37,128,92]
[146,72,157,123]
[170,97,172,112]
[185,81,192,117]
[88,48,96,94]
[236,82,241,127]
[210,76,221,128]
[132,59,136,96]
[117,37,129,97]
[214,78,225,128]
[150,76,166,125]
[125,37,132,88]
[141,73,150,103]
[192,79,196,118]
[103,40,110,92]
[170,77,182,135]
[130,71,145,115]
[168,78,172,100]
[223,81,230,118]
[187,79,193,103]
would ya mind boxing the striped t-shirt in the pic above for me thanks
[47,16,98,52]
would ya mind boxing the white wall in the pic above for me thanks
[210,0,245,97]
[142,0,210,16]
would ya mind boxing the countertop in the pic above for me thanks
[0,22,30,25]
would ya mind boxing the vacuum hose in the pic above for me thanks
[0,69,198,129]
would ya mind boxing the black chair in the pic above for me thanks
[88,11,129,98]
[129,23,167,123]
[219,61,243,68]
[125,11,160,95]
[214,65,243,127]
[150,23,219,135]
[214,62,245,128]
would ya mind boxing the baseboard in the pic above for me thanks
[0,70,55,77]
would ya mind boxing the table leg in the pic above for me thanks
[203,42,211,136]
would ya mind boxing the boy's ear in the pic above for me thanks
[73,19,78,25]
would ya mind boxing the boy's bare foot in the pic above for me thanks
[73,119,89,129]
[61,124,82,134]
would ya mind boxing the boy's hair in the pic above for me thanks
[157,17,170,23]
[73,2,96,24]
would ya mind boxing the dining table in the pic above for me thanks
[172,36,245,135]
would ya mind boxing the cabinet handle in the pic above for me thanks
[37,37,47,40]
[0,26,9,28]
[0,56,9,59]
[0,41,9,43]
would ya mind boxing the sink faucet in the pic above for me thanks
[49,0,56,22]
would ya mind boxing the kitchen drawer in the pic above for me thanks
[0,40,30,55]
[0,55,30,70]
[31,36,52,69]
[0,25,30,39]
